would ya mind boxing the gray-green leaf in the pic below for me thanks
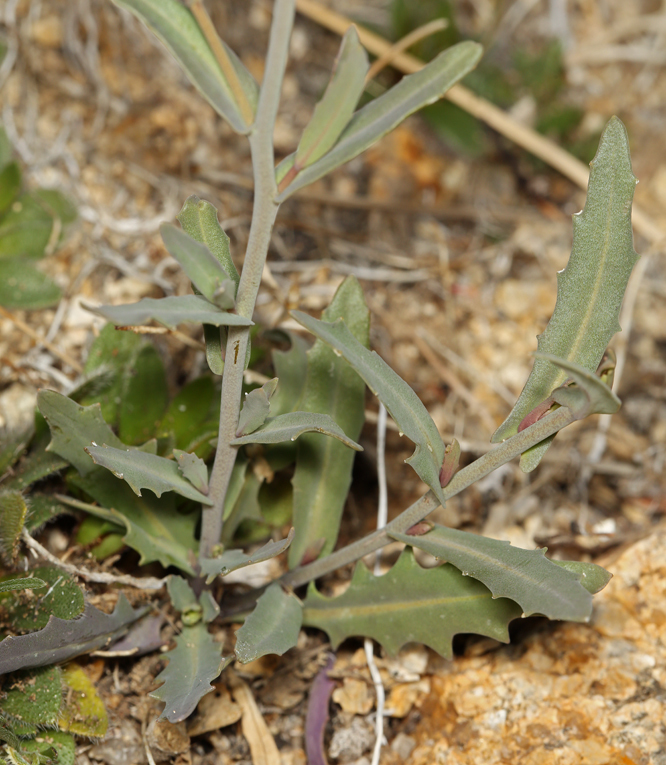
[492,117,639,471]
[89,295,252,329]
[151,623,230,723]
[236,378,278,437]
[292,309,446,507]
[85,444,214,505]
[112,0,257,133]
[231,411,363,450]
[201,528,295,583]
[542,353,621,418]
[173,449,209,494]
[294,27,369,170]
[160,223,235,308]
[390,524,599,621]
[276,41,482,199]
[234,583,303,663]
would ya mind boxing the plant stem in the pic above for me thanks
[201,0,296,561]
[280,405,577,588]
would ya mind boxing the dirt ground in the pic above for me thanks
[1,0,666,763]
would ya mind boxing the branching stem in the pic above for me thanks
[201,0,295,561]
[280,405,577,588]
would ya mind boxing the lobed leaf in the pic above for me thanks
[38,390,124,476]
[173,449,209,494]
[234,583,303,664]
[290,277,369,567]
[0,594,148,674]
[112,0,257,133]
[231,411,363,450]
[389,524,598,621]
[90,294,252,330]
[302,549,521,657]
[294,27,369,170]
[151,622,230,723]
[201,528,295,583]
[85,443,213,505]
[292,307,447,507]
[276,41,482,199]
[70,470,199,574]
[492,117,640,471]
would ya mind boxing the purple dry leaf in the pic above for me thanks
[305,653,336,765]
[108,612,165,657]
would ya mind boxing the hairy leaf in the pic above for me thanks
[389,524,598,621]
[294,27,369,170]
[151,623,229,723]
[173,449,209,494]
[90,295,252,330]
[0,577,47,594]
[0,666,62,727]
[177,196,239,290]
[201,528,295,583]
[492,117,639,471]
[231,411,363,450]
[0,490,28,564]
[0,594,148,675]
[20,731,76,765]
[161,223,235,308]
[58,663,109,738]
[292,307,447,507]
[85,444,214,505]
[112,0,257,133]
[276,41,482,199]
[236,378,278,437]
[290,277,369,567]
[234,583,303,663]
[0,258,61,309]
[69,470,199,574]
[302,549,522,657]
[38,390,124,476]
[1,567,85,633]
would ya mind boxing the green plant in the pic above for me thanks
[0,128,76,310]
[0,0,640,745]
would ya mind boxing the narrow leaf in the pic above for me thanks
[276,41,482,200]
[177,195,240,290]
[390,524,595,621]
[236,378,278,437]
[89,294,252,330]
[492,117,639,471]
[112,0,257,133]
[151,623,229,723]
[231,411,363,450]
[85,444,214,505]
[0,489,28,564]
[174,449,209,494]
[0,594,148,675]
[0,577,47,594]
[290,277,370,567]
[295,27,369,170]
[541,352,621,417]
[201,528,295,583]
[234,583,303,664]
[292,309,446,507]
[302,549,521,658]
[161,223,234,308]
